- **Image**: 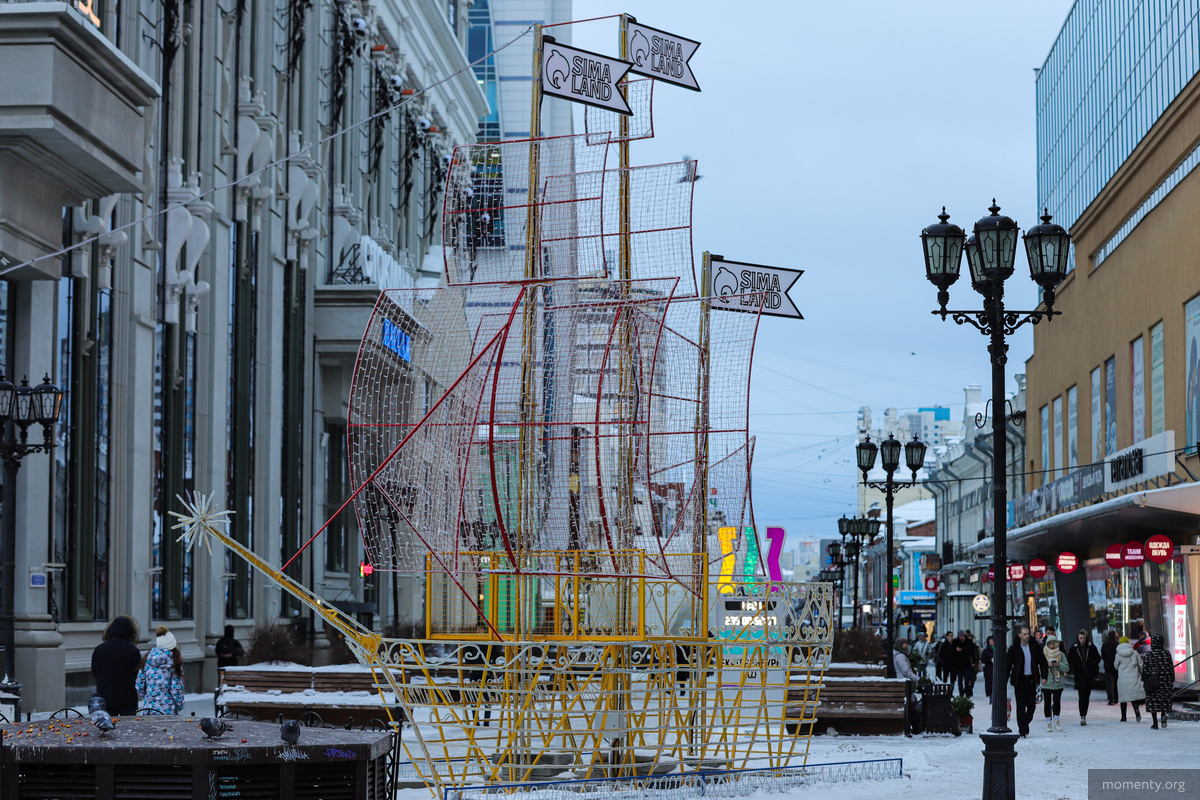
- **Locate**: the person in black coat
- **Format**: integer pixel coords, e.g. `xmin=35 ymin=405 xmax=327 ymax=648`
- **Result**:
xmin=1067 ymin=628 xmax=1102 ymax=725
xmin=1007 ymin=625 xmax=1049 ymax=737
xmin=936 ymin=631 xmax=957 ymax=683
xmin=214 ymin=625 xmax=245 ymax=671
xmin=1101 ymin=630 xmax=1119 ymax=705
xmin=90 ymin=615 xmax=142 ymax=716
xmin=981 ymin=636 xmax=996 ymax=702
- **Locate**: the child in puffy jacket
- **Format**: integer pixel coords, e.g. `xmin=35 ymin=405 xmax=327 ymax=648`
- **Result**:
xmin=135 ymin=625 xmax=185 ymax=715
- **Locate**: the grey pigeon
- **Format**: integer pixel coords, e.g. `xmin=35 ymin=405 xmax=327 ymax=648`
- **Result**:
xmin=88 ymin=692 xmax=115 ymax=734
xmin=199 ymin=717 xmax=231 ymax=739
xmin=280 ymin=718 xmax=301 ymax=745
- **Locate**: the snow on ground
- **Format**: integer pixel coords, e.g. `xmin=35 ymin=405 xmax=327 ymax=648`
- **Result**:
xmin=394 ymin=693 xmax=1193 ymax=800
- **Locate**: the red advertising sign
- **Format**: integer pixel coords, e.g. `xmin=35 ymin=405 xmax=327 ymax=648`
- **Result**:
xmin=1008 ymin=562 xmax=1026 ymax=582
xmin=1056 ymin=552 xmax=1078 ymax=573
xmin=1145 ymin=535 xmax=1174 ymax=564
xmin=1105 ymin=543 xmax=1124 ymax=569
xmin=1027 ymin=558 xmax=1049 ymax=578
xmin=1122 ymin=541 xmax=1146 ymax=568
xmin=986 ymin=566 xmax=993 ymax=582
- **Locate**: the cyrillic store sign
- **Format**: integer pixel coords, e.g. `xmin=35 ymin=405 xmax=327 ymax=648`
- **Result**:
xmin=1104 ymin=430 xmax=1174 ymax=493
xmin=1011 ymin=430 xmax=1176 ymax=526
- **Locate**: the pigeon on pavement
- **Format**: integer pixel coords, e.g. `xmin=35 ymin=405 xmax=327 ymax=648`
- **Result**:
xmin=280 ymin=718 xmax=301 ymax=745
xmin=88 ymin=693 xmax=115 ymax=734
xmin=199 ymin=717 xmax=232 ymax=739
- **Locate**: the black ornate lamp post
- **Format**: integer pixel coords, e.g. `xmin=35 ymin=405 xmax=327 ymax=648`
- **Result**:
xmin=836 ymin=515 xmax=851 ymax=629
xmin=920 ymin=203 xmax=1070 ymax=800
xmin=0 ymin=374 xmax=64 ymax=716
xmin=845 ymin=516 xmax=879 ymax=630
xmin=857 ymin=433 xmax=927 ymax=677
xmin=826 ymin=540 xmax=844 ymax=631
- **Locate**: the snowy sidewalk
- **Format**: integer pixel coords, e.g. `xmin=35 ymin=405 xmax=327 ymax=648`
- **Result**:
xmin=800 ymin=691 xmax=1192 ymax=800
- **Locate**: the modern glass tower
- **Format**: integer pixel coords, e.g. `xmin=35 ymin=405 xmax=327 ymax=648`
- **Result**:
xmin=1036 ymin=0 xmax=1200 ymax=262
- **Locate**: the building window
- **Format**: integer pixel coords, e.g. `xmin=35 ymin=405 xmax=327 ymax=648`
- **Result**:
xmin=324 ymin=422 xmax=350 ymax=573
xmin=226 ymin=225 xmax=257 ymax=619
xmin=1150 ymin=322 xmax=1164 ymax=436
xmin=1131 ymin=335 xmax=1145 ymax=444
xmin=52 ymin=218 xmax=115 ymax=623
xmin=1185 ymin=296 xmax=1200 ymax=452
xmin=1091 ymin=366 xmax=1102 ymax=460
xmin=1105 ymin=357 xmax=1116 ymax=455
xmin=447 ymin=0 xmax=458 ymax=34
xmin=1052 ymin=396 xmax=1063 ymax=479
xmin=1041 ymin=405 xmax=1050 ymax=486
xmin=1067 ymin=385 xmax=1077 ymax=470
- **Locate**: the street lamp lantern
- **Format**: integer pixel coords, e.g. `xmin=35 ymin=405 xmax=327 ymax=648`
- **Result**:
xmin=856 ymin=435 xmax=878 ymax=477
xmin=878 ymin=433 xmax=902 ymax=474
xmin=920 ymin=208 xmax=966 ymax=309
xmin=32 ymin=375 xmax=63 ymax=428
xmin=1023 ymin=209 xmax=1071 ymax=305
xmin=0 ymin=376 xmax=12 ymax=420
xmin=904 ymin=434 xmax=927 ymax=479
xmin=12 ymin=378 xmax=35 ymax=426
xmin=837 ymin=514 xmax=851 ymax=538
xmin=827 ymin=541 xmax=842 ymax=560
xmin=965 ymin=233 xmax=988 ymax=294
xmin=972 ymin=201 xmax=1018 ymax=282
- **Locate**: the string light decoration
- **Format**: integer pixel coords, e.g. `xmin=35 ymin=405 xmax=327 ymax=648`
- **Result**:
xmin=184 ymin=60 xmax=833 ymax=793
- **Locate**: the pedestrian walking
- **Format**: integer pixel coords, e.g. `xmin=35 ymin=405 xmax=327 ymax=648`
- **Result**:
xmin=912 ymin=632 xmax=932 ymax=675
xmin=893 ymin=638 xmax=920 ymax=682
xmin=1042 ymin=634 xmax=1066 ymax=731
xmin=1101 ymin=630 xmax=1119 ymax=705
xmin=136 ymin=625 xmax=185 ymax=715
xmin=953 ymin=630 xmax=973 ymax=696
xmin=1066 ymin=628 xmax=1101 ymax=725
xmin=965 ymin=632 xmax=981 ymax=696
xmin=90 ymin=615 xmax=142 ymax=716
xmin=981 ymin=635 xmax=995 ymax=702
xmin=1114 ymin=635 xmax=1145 ymax=722
xmin=1142 ymin=633 xmax=1174 ymax=729
xmin=936 ymin=631 xmax=956 ymax=683
xmin=1007 ymin=625 xmax=1048 ymax=738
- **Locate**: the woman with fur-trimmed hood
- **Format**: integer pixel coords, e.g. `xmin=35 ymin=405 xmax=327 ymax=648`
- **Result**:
xmin=1143 ymin=633 xmax=1175 ymax=729
xmin=90 ymin=615 xmax=142 ymax=716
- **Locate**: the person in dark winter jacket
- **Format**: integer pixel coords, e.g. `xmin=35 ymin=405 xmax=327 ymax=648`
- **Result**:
xmin=981 ymin=636 xmax=996 ymax=702
xmin=90 ymin=615 xmax=142 ymax=716
xmin=1067 ymin=628 xmax=1101 ymax=725
xmin=1007 ymin=625 xmax=1048 ymax=738
xmin=1101 ymin=630 xmax=1119 ymax=705
xmin=135 ymin=625 xmax=185 ymax=715
xmin=214 ymin=625 xmax=245 ymax=670
xmin=935 ymin=632 xmax=956 ymax=682
xmin=1142 ymin=633 xmax=1175 ymax=729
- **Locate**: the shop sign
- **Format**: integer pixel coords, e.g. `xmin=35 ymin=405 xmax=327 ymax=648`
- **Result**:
xmin=972 ymin=594 xmax=990 ymax=613
xmin=1104 ymin=430 xmax=1175 ymax=493
xmin=898 ymin=590 xmax=937 ymax=606
xmin=1122 ymin=541 xmax=1146 ymax=568
xmin=1027 ymin=558 xmax=1049 ymax=578
xmin=1056 ymin=552 xmax=1078 ymax=573
xmin=1174 ymin=595 xmax=1189 ymax=666
xmin=1008 ymin=562 xmax=1025 ymax=581
xmin=923 ymin=575 xmax=939 ymax=592
xmin=1012 ymin=463 xmax=1104 ymax=527
xmin=1105 ymin=543 xmax=1124 ymax=569
xmin=1145 ymin=535 xmax=1174 ymax=564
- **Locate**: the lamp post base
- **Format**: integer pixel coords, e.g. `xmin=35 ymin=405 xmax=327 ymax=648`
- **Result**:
xmin=979 ymin=730 xmax=1019 ymax=800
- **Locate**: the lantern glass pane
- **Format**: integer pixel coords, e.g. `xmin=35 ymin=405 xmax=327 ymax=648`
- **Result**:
xmin=880 ymin=438 xmax=901 ymax=472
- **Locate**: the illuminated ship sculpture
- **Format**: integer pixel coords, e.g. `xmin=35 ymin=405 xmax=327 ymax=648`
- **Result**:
xmin=175 ymin=54 xmax=833 ymax=795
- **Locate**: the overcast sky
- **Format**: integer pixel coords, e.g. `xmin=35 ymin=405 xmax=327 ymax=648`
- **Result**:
xmin=562 ymin=0 xmax=1077 ymax=545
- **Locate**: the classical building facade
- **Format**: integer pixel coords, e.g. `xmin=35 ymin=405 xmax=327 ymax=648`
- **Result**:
xmin=1019 ymin=0 xmax=1200 ymax=683
xmin=0 ymin=0 xmax=509 ymax=711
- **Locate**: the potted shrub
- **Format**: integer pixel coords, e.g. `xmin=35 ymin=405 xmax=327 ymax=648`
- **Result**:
xmin=950 ymin=695 xmax=974 ymax=733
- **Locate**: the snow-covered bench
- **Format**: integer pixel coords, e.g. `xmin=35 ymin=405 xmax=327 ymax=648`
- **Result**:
xmin=784 ymin=663 xmax=906 ymax=736
xmin=217 ymin=664 xmax=405 ymax=728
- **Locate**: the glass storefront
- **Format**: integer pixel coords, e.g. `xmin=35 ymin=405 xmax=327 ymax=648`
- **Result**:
xmin=1084 ymin=560 xmax=1144 ymax=641
xmin=1157 ymin=555 xmax=1197 ymax=685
